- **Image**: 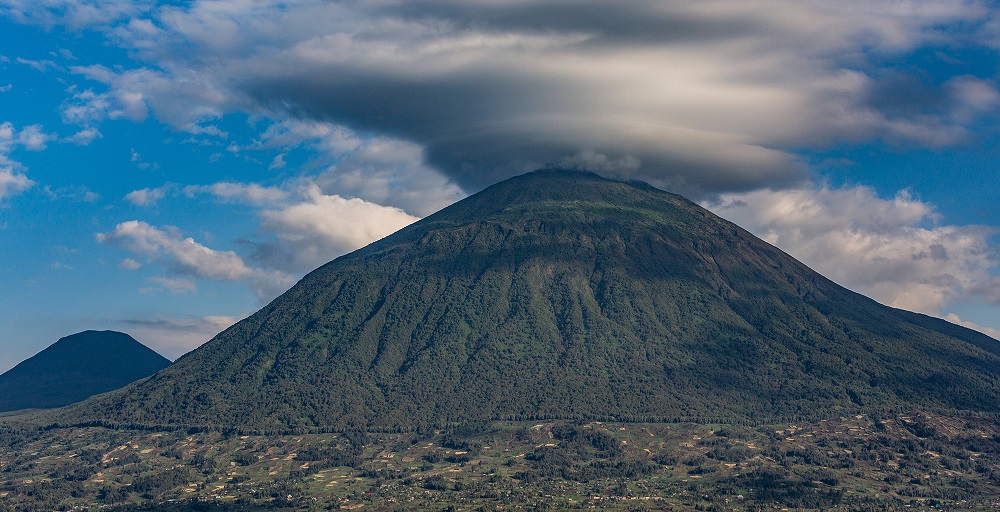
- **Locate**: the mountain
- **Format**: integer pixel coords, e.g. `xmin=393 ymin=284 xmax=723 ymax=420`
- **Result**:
xmin=66 ymin=170 xmax=1000 ymax=431
xmin=0 ymin=330 xmax=170 ymax=413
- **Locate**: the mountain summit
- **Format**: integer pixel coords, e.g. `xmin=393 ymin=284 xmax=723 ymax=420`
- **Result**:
xmin=0 ymin=330 xmax=169 ymax=413
xmin=70 ymin=170 xmax=1000 ymax=430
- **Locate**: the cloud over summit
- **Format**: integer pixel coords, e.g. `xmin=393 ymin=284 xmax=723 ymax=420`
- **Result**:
xmin=41 ymin=0 xmax=999 ymax=196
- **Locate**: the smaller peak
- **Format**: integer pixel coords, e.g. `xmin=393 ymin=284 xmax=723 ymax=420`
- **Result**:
xmin=73 ymin=329 xmax=124 ymax=337
xmin=0 ymin=330 xmax=169 ymax=412
xmin=56 ymin=330 xmax=135 ymax=345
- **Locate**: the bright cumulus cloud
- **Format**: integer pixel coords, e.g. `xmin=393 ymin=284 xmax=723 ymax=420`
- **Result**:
xmin=184 ymin=182 xmax=288 ymax=206
xmin=0 ymin=167 xmax=34 ymax=199
xmin=257 ymin=185 xmax=420 ymax=271
xmin=124 ymin=186 xmax=169 ymax=206
xmin=66 ymin=127 xmax=102 ymax=145
xmin=0 ymin=121 xmax=38 ymax=199
xmin=96 ymin=220 xmax=298 ymax=300
xmin=709 ymin=186 xmax=1000 ymax=315
xmin=97 ymin=220 xmax=253 ymax=280
xmin=98 ymin=186 xmax=421 ymax=299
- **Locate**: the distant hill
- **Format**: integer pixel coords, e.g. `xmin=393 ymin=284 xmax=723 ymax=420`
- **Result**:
xmin=0 ymin=330 xmax=170 ymax=412
xmin=67 ymin=170 xmax=1000 ymax=431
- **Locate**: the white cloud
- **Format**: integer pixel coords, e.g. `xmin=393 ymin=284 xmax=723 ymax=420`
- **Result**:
xmin=15 ymin=124 xmax=53 ymax=150
xmin=97 ymin=220 xmax=253 ymax=280
xmin=0 ymin=122 xmax=12 ymax=152
xmin=709 ymin=185 xmax=999 ymax=315
xmin=0 ymin=121 xmax=37 ymax=200
xmin=127 ymin=148 xmax=156 ymax=170
xmin=70 ymin=66 xmax=149 ymax=122
xmin=127 ymin=181 xmax=290 ymax=207
xmin=945 ymin=75 xmax=1000 ymax=123
xmin=0 ymin=167 xmax=34 ymax=200
xmin=66 ymin=127 xmax=102 ymax=145
xmin=69 ymin=64 xmax=231 ymax=134
xmin=313 ymin=136 xmax=467 ymax=217
xmin=15 ymin=57 xmax=58 ymax=72
xmin=43 ymin=184 xmax=101 ymax=202
xmin=257 ymin=119 xmax=363 ymax=155
xmin=248 ymin=119 xmax=465 ymax=215
xmin=119 ymin=258 xmax=142 ymax=270
xmin=0 ymin=84 xmax=11 ymax=93
xmin=124 ymin=185 xmax=170 ymax=206
xmin=146 ymin=276 xmax=196 ymax=294
xmin=97 ymin=219 xmax=296 ymax=301
xmin=268 ymin=152 xmax=286 ymax=170
xmin=114 ymin=173 xmax=431 ymax=286
xmin=256 ymin=185 xmax=420 ymax=271
xmin=944 ymin=313 xmax=1000 ymax=340
xmin=0 ymin=0 xmax=152 ymax=30
xmin=184 ymin=182 xmax=289 ymax=206
xmin=61 ymin=88 xmax=116 ymax=125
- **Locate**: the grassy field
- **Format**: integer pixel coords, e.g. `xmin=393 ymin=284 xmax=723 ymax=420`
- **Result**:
xmin=3 ymin=411 xmax=1000 ymax=510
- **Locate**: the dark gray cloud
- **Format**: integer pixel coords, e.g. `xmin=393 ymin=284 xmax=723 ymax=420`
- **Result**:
xmin=394 ymin=0 xmax=764 ymax=46
xmin=29 ymin=0 xmax=1000 ymax=198
xmin=246 ymin=68 xmax=805 ymax=193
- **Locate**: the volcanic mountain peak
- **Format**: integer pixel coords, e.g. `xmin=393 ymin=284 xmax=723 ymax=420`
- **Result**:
xmin=65 ymin=170 xmax=999 ymax=431
xmin=415 ymin=169 xmax=692 ymax=226
xmin=0 ymin=330 xmax=170 ymax=413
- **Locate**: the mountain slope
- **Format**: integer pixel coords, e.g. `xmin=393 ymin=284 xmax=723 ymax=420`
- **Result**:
xmin=68 ymin=170 xmax=1000 ymax=431
xmin=0 ymin=330 xmax=170 ymax=412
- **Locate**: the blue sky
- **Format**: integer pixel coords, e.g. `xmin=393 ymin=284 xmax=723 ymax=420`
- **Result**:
xmin=1 ymin=0 xmax=998 ymax=370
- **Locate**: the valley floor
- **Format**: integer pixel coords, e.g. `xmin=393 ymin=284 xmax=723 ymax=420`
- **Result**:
xmin=2 ymin=412 xmax=1000 ymax=510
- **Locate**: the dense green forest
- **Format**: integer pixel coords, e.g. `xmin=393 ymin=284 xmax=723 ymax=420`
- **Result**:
xmin=47 ymin=170 xmax=1000 ymax=432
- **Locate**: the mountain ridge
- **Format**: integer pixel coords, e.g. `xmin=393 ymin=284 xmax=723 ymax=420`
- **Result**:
xmin=0 ymin=330 xmax=170 ymax=413
xmin=62 ymin=170 xmax=1000 ymax=431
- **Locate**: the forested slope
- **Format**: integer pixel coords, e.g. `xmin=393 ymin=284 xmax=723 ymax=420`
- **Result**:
xmin=62 ymin=170 xmax=1000 ymax=431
